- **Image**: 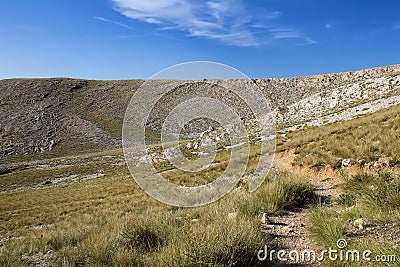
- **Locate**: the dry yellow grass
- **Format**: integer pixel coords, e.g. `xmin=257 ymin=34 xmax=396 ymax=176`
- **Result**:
xmin=0 ymin=144 xmax=315 ymax=266
xmin=1 ymin=103 xmax=399 ymax=266
xmin=277 ymin=104 xmax=400 ymax=169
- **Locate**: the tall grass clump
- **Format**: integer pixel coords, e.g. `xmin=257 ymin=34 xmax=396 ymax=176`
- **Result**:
xmin=236 ymin=171 xmax=316 ymax=217
xmin=180 ymin=216 xmax=270 ymax=267
xmin=121 ymin=212 xmax=175 ymax=253
xmin=335 ymin=172 xmax=400 ymax=223
xmin=308 ymin=207 xmax=347 ymax=247
xmin=308 ymin=171 xmax=400 ymax=267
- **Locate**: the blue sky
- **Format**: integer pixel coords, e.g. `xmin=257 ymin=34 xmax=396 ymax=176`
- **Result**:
xmin=1 ymin=0 xmax=400 ymax=79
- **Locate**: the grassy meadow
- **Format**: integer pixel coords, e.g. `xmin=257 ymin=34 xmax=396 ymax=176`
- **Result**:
xmin=0 ymin=104 xmax=399 ymax=266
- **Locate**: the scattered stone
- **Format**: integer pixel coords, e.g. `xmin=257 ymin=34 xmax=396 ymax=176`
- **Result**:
xmin=378 ymin=156 xmax=392 ymax=166
xmin=341 ymin=158 xmax=351 ymax=167
xmin=260 ymin=213 xmax=270 ymax=225
xmin=48 ymin=140 xmax=55 ymax=151
xmin=349 ymin=218 xmax=367 ymax=230
xmin=371 ymin=156 xmax=393 ymax=169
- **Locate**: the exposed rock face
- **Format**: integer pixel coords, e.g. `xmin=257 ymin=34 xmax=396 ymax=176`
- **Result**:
xmin=271 ymin=69 xmax=400 ymax=125
xmin=1 ymin=64 xmax=399 ymax=160
xmin=255 ymin=64 xmax=400 ymax=110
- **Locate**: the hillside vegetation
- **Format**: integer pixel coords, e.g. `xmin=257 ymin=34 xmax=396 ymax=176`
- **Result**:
xmin=1 ymin=65 xmax=400 ymax=266
xmin=277 ymin=104 xmax=400 ymax=169
xmin=0 ymin=147 xmax=315 ymax=266
xmin=0 ymin=103 xmax=399 ymax=266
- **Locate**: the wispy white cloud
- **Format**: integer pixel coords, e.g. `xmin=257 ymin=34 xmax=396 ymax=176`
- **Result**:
xmin=269 ymin=28 xmax=317 ymax=44
xmin=94 ymin=16 xmax=134 ymax=30
xmin=111 ymin=0 xmax=315 ymax=46
xmin=111 ymin=0 xmax=260 ymax=46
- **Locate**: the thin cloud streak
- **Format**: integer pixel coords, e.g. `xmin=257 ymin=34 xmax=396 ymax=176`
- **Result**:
xmin=94 ymin=16 xmax=134 ymax=30
xmin=269 ymin=28 xmax=317 ymax=44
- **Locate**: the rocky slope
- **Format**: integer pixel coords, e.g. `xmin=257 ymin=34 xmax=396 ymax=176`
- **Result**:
xmin=1 ymin=64 xmax=399 ymax=162
xmin=0 ymin=79 xmax=142 ymax=162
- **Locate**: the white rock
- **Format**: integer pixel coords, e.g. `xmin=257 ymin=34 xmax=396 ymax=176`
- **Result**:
xmin=342 ymin=158 xmax=351 ymax=167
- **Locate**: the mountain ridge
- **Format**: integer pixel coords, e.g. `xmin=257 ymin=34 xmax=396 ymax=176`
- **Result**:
xmin=1 ymin=64 xmax=399 ymax=162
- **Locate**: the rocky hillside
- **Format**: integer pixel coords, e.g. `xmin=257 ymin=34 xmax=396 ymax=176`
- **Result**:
xmin=0 ymin=79 xmax=142 ymax=162
xmin=1 ymin=64 xmax=399 ymax=162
